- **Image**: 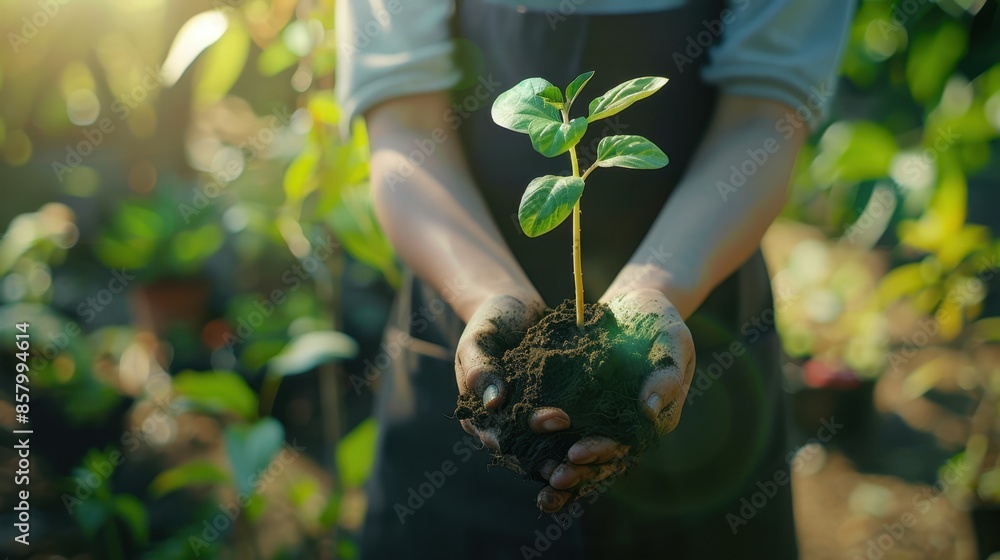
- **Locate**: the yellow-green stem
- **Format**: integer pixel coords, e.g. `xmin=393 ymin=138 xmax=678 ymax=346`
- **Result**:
xmin=569 ymin=145 xmax=584 ymax=328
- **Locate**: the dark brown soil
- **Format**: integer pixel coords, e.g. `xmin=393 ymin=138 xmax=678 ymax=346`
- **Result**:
xmin=455 ymin=299 xmax=662 ymax=483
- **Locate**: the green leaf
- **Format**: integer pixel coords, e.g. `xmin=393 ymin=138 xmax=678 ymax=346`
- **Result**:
xmin=336 ymin=417 xmax=378 ymax=488
xmin=596 ymin=135 xmax=669 ymax=169
xmin=565 ymin=71 xmax=594 ymax=107
xmin=172 ymin=370 xmax=258 ymax=422
xmin=257 ymin=40 xmax=299 ymax=77
xmin=224 ymin=417 xmax=285 ymax=496
xmin=536 ymin=85 xmax=564 ymax=110
xmin=74 ymin=499 xmax=110 ymax=538
xmin=149 ymin=460 xmax=231 ymax=498
xmin=905 ymin=21 xmax=967 ymax=104
xmin=308 ymin=92 xmax=341 ymax=125
xmin=322 ymin=182 xmax=400 ymax=288
xmin=114 ymin=494 xmax=149 ymax=544
xmin=528 ymin=117 xmax=588 ymax=158
xmin=491 ymin=78 xmax=561 ymax=134
xmin=518 ymin=175 xmax=586 ymax=237
xmin=269 ymin=330 xmax=358 ymax=376
xmin=284 ymin=146 xmax=320 ymax=203
xmin=194 ymin=22 xmax=250 ymax=106
xmin=588 ymin=77 xmax=668 ymax=122
xmin=318 ymin=490 xmax=343 ymax=529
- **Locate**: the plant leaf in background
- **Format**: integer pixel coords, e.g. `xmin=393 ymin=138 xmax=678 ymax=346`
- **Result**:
xmin=172 ymin=370 xmax=258 ymax=422
xmin=587 ymin=77 xmax=668 ymax=122
xmin=115 ymin=494 xmax=149 ymax=544
xmin=284 ymin=145 xmax=321 ymax=203
xmin=336 ymin=417 xmax=378 ymax=488
xmin=906 ymin=20 xmax=967 ymax=104
xmin=73 ymin=498 xmax=110 ymax=539
xmin=517 ymin=175 xmax=585 ymax=237
xmin=269 ymin=330 xmax=358 ymax=376
xmin=149 ymin=460 xmax=231 ymax=498
xmin=325 ymin=182 xmax=401 ymax=288
xmin=811 ymin=121 xmax=899 ymax=185
xmin=596 ymin=135 xmax=669 ymax=169
xmin=194 ymin=21 xmax=251 ymax=106
xmin=160 ymin=10 xmax=229 ymax=87
xmin=224 ymin=417 xmax=286 ymax=496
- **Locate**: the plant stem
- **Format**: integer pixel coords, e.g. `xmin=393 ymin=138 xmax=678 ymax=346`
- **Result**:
xmin=569 ymin=146 xmax=585 ymax=328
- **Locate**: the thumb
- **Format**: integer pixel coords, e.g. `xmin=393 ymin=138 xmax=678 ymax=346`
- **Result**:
xmin=639 ymin=367 xmax=684 ymax=423
xmin=456 ymin=340 xmax=506 ymax=411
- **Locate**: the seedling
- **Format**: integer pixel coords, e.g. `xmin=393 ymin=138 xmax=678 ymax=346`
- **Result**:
xmin=491 ymin=72 xmax=669 ymax=327
xmin=455 ymin=72 xmax=673 ymax=491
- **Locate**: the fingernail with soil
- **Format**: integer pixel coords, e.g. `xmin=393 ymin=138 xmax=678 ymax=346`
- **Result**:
xmin=645 ymin=393 xmax=663 ymax=415
xmin=483 ymin=384 xmax=499 ymax=408
xmin=538 ymin=492 xmax=558 ymax=512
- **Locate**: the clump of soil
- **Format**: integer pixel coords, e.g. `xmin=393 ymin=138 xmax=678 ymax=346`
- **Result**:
xmin=455 ymin=299 xmax=664 ymax=483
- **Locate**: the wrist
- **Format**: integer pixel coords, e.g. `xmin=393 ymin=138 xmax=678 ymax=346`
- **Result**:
xmin=454 ymin=280 xmax=544 ymax=323
xmin=602 ymin=263 xmax=700 ymax=318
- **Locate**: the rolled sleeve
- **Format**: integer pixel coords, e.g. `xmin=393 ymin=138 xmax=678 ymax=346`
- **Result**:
xmin=701 ymin=0 xmax=855 ymax=130
xmin=335 ymin=0 xmax=461 ymax=136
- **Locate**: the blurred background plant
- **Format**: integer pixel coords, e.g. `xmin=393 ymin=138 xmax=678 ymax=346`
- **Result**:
xmin=0 ymin=0 xmax=998 ymax=558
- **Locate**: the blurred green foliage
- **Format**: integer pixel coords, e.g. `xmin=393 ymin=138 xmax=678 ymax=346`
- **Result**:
xmin=0 ymin=0 xmax=998 ymax=557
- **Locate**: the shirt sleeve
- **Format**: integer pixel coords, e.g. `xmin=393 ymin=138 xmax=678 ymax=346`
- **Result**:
xmin=335 ymin=0 xmax=461 ymax=136
xmin=701 ymin=0 xmax=855 ymax=130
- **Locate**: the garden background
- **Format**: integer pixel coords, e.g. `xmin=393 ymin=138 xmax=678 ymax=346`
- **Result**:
xmin=1 ymin=0 xmax=1000 ymax=558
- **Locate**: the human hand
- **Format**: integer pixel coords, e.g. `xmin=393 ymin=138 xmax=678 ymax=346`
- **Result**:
xmin=455 ymin=294 xmax=573 ymax=450
xmin=536 ymin=288 xmax=696 ymax=512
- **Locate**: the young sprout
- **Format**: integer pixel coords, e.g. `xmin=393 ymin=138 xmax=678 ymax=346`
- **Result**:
xmin=491 ymin=72 xmax=670 ymax=327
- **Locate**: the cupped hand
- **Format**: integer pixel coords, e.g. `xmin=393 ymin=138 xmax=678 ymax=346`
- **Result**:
xmin=455 ymin=294 xmax=572 ymax=451
xmin=536 ymin=288 xmax=696 ymax=513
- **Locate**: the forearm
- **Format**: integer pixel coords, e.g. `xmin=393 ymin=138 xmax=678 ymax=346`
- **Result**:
xmin=603 ymin=96 xmax=808 ymax=318
xmin=366 ymin=92 xmax=540 ymax=322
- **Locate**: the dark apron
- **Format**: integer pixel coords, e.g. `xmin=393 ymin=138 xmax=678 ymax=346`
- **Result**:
xmin=358 ymin=1 xmax=798 ymax=558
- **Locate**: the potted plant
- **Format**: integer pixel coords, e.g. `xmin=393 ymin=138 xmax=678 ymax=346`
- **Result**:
xmin=456 ymin=72 xmax=674 ymax=479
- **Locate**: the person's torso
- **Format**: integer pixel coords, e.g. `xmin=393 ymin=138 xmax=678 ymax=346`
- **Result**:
xmin=452 ymin=0 xmax=724 ymax=305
